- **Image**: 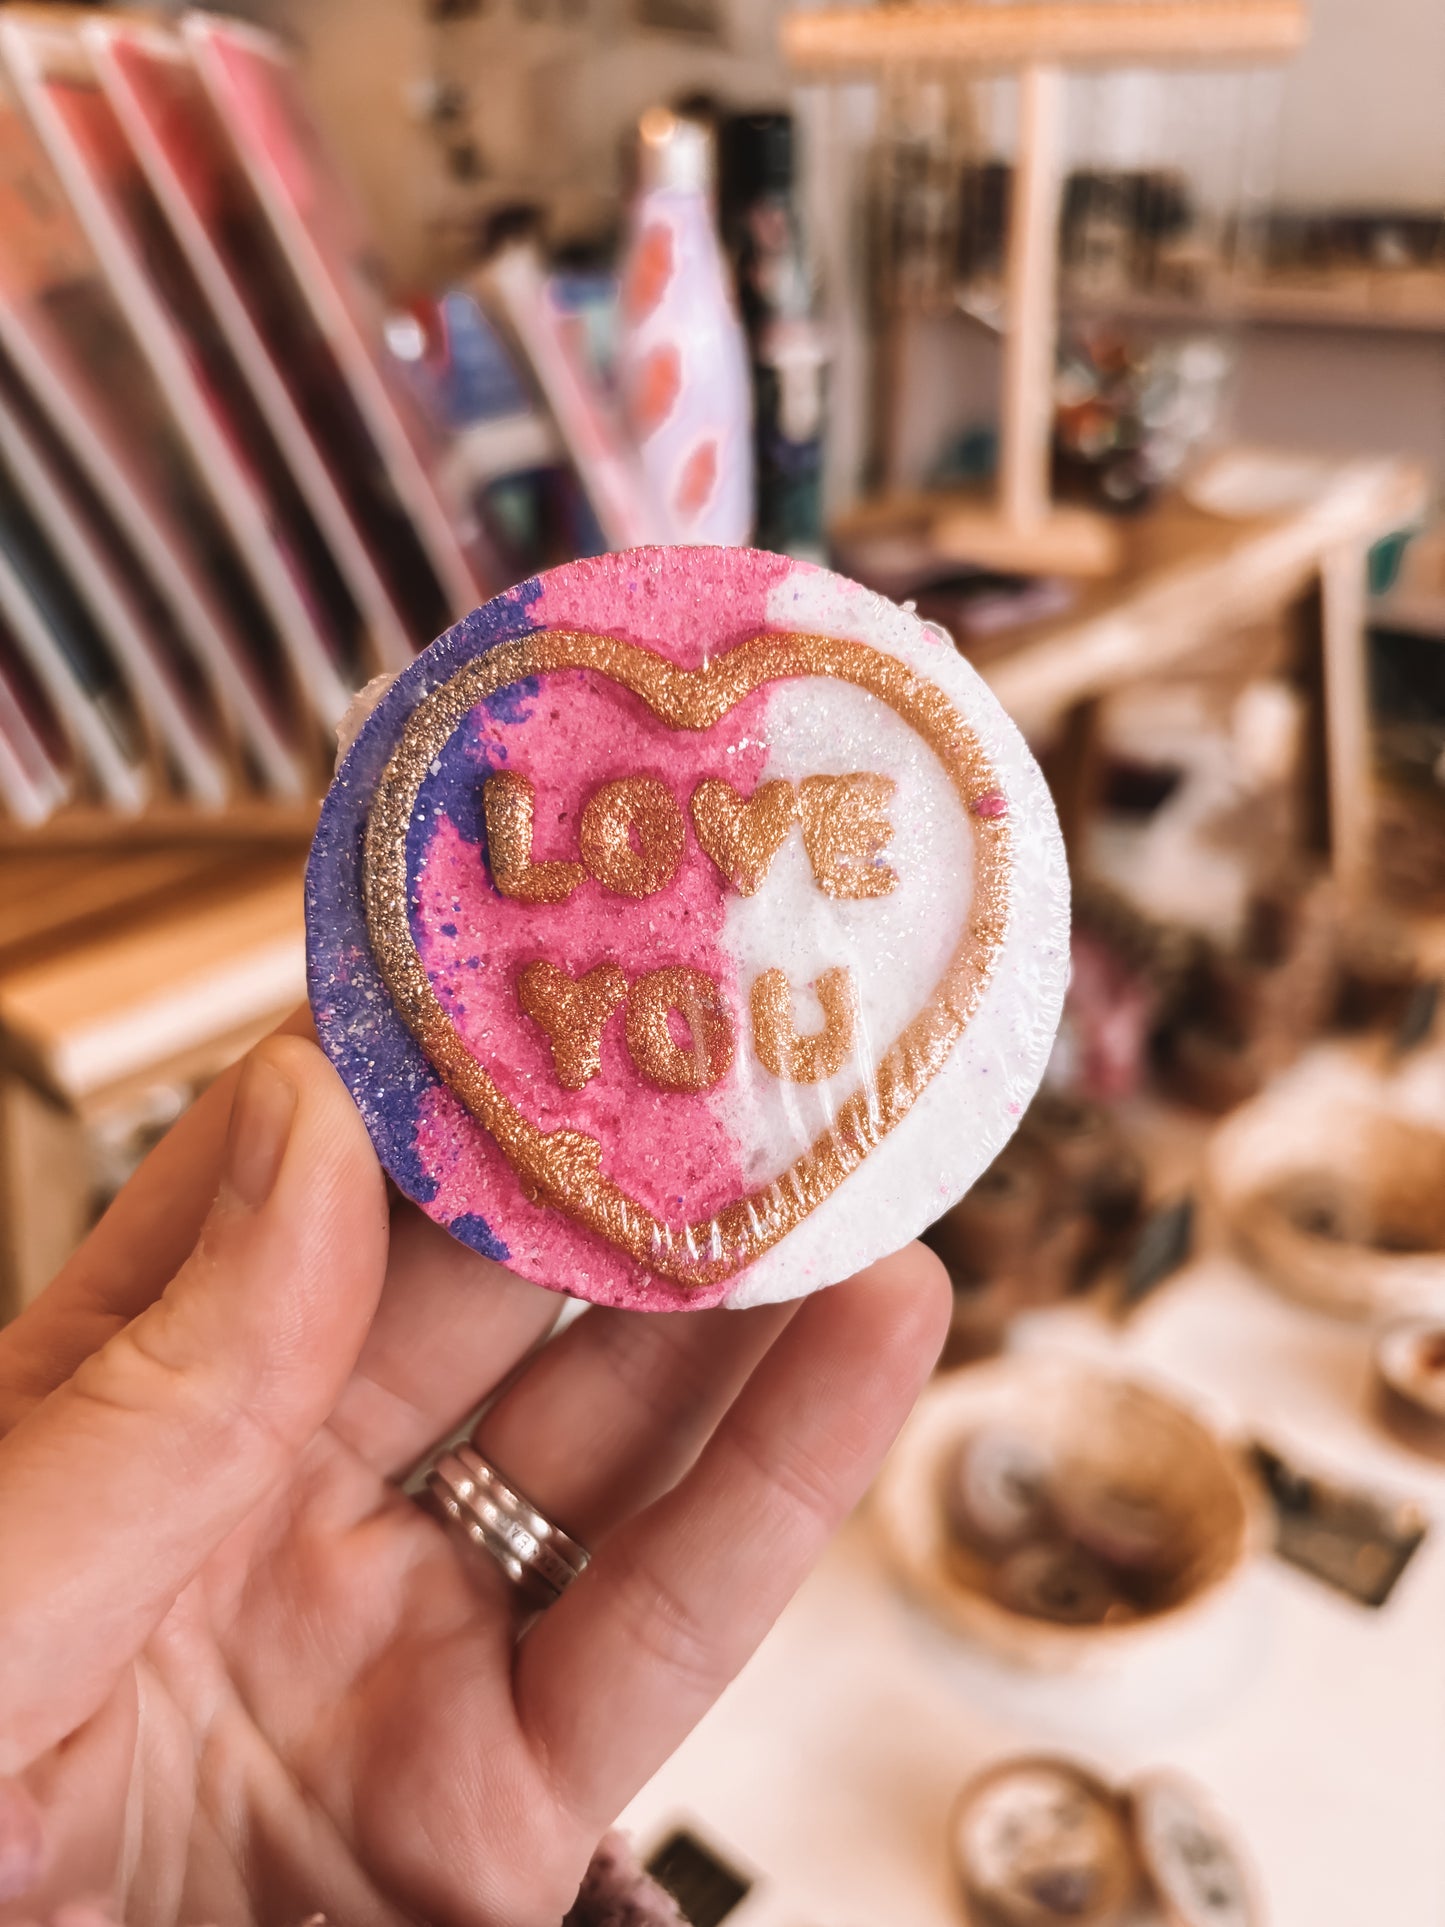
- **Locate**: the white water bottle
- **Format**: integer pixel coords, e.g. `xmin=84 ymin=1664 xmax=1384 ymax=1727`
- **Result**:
xmin=616 ymin=108 xmax=753 ymax=547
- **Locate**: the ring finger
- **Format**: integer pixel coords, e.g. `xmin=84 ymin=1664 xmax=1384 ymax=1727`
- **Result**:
xmin=432 ymin=1295 xmax=797 ymax=1604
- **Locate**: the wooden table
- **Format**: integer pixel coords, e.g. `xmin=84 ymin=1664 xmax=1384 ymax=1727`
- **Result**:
xmin=836 ymin=452 xmax=1430 ymax=900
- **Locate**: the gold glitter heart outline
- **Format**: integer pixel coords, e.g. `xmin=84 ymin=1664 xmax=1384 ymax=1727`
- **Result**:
xmin=364 ymin=628 xmax=1010 ymax=1290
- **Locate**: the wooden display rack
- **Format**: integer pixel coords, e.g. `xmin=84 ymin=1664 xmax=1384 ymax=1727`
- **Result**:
xmin=785 ymin=0 xmax=1310 ymax=578
xmin=0 ymin=847 xmax=306 ymax=1316
xmin=834 ymin=451 xmax=1428 ymax=901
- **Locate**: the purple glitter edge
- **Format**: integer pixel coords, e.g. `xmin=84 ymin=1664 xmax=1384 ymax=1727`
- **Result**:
xmin=304 ymin=578 xmax=547 ymax=1262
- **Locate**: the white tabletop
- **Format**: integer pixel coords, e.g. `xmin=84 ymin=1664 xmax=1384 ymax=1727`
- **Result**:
xmin=622 ymin=1255 xmax=1445 ymax=1926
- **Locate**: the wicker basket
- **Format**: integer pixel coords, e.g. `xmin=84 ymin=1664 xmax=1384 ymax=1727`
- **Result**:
xmin=874 ymin=1355 xmax=1260 ymax=1672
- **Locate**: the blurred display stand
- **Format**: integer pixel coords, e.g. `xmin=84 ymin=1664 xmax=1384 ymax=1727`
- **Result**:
xmin=783 ymin=0 xmax=1440 ymax=951
xmin=0 ymin=844 xmax=303 ymax=1317
xmin=835 ymin=449 xmax=1428 ymax=908
xmin=0 ymin=9 xmax=504 ymax=1311
xmin=786 ymin=0 xmax=1308 ymax=578
xmin=0 ymin=8 xmax=493 ymax=844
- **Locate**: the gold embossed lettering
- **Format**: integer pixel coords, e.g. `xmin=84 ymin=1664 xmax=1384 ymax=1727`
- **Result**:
xmin=625 ymin=966 xmax=735 ymax=1093
xmin=580 ymin=776 xmax=686 ymax=898
xmin=363 ymin=627 xmax=1011 ymax=1290
xmin=799 ymin=773 xmax=898 ymax=899
xmin=483 ymin=772 xmax=585 ymax=904
xmin=691 ymin=777 xmax=799 ymax=895
xmin=751 ymin=966 xmax=858 ymax=1083
xmin=517 ymin=959 xmax=628 ymax=1090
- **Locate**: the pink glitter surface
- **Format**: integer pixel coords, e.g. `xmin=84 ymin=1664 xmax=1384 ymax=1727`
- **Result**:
xmin=531 ymin=544 xmax=794 ymax=664
xmin=410 ymin=546 xmax=793 ymax=1310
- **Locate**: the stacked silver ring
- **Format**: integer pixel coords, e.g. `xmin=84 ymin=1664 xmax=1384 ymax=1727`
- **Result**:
xmin=426 ymin=1444 xmax=590 ymax=1607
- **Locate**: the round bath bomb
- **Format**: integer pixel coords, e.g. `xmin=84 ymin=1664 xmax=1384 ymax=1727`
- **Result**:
xmin=306 ymin=546 xmax=1068 ymax=1311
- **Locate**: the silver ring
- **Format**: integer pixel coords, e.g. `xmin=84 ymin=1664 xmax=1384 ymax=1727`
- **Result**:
xmin=426 ymin=1444 xmax=590 ymax=1607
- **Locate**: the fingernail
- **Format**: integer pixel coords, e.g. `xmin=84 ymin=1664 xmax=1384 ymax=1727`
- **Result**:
xmin=221 ymin=1051 xmax=297 ymax=1212
xmin=0 ymin=1776 xmax=43 ymax=1901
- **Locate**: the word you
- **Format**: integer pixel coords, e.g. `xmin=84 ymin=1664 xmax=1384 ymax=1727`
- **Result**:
xmin=519 ymin=958 xmax=858 ymax=1095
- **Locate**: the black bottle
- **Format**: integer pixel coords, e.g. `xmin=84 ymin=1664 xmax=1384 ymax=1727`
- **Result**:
xmin=719 ymin=111 xmax=827 ymax=560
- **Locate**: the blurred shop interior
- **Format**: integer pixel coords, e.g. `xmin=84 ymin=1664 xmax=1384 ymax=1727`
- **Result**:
xmin=2 ymin=0 xmax=1445 ymax=1921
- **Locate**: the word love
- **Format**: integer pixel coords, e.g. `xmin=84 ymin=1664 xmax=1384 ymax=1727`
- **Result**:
xmin=519 ymin=958 xmax=859 ymax=1095
xmin=483 ymin=769 xmax=898 ymax=903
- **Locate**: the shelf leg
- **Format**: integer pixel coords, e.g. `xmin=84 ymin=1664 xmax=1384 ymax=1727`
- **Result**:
xmin=999 ymin=60 xmax=1065 ymax=536
xmin=1319 ymin=539 xmax=1373 ymax=901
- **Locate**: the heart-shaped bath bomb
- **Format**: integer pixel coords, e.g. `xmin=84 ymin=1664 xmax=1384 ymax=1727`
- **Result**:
xmin=307 ymin=547 xmax=1069 ymax=1311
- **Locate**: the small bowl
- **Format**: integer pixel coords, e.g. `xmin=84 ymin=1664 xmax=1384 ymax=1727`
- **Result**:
xmin=951 ymin=1755 xmax=1137 ymax=1927
xmin=949 ymin=1754 xmax=1260 ymax=1927
xmin=1211 ymin=1088 xmax=1445 ymax=1321
xmin=874 ymin=1356 xmax=1260 ymax=1671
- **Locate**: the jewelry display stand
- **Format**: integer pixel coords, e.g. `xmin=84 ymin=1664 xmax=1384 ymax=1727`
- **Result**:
xmin=785 ymin=0 xmax=1309 ymax=578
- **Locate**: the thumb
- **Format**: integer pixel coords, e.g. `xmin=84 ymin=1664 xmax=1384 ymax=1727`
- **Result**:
xmin=0 ymin=1035 xmax=389 ymax=1771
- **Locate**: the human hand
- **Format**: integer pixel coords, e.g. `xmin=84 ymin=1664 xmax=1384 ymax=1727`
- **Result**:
xmin=0 ymin=1022 xmax=949 ymax=1924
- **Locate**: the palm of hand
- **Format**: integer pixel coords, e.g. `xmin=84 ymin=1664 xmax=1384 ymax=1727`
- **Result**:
xmin=135 ymin=1431 xmax=559 ymax=1923
xmin=0 ymin=1029 xmax=947 ymax=1924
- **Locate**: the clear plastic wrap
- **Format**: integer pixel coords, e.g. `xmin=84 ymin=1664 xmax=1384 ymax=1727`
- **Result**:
xmin=307 ymin=546 xmax=1069 ymax=1311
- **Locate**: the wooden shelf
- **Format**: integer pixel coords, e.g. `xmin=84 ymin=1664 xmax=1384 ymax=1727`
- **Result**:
xmin=1063 ymin=271 xmax=1445 ymax=337
xmin=0 ymin=849 xmax=306 ymax=1316
xmin=836 ymin=456 xmax=1429 ymax=726
xmin=938 ymin=270 xmax=1445 ymax=340
xmin=0 ymin=797 xmax=319 ymax=854
xmin=835 ymin=452 xmax=1430 ymax=903
xmin=784 ymin=0 xmax=1307 ymax=73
